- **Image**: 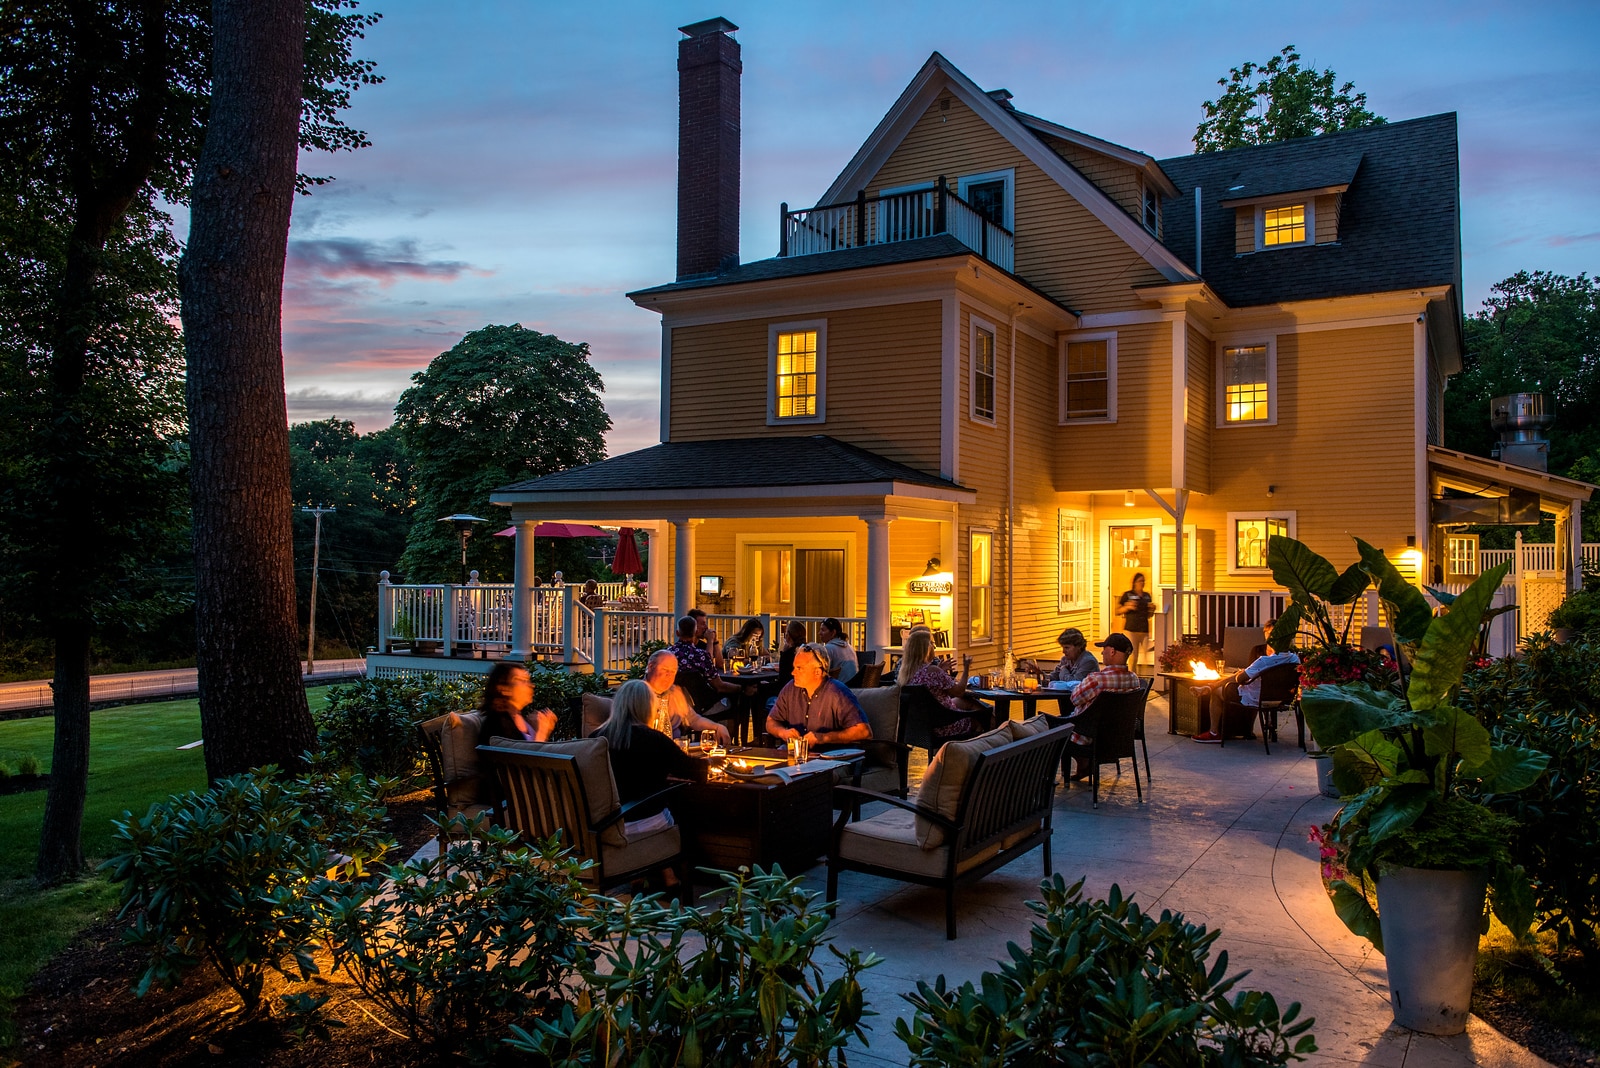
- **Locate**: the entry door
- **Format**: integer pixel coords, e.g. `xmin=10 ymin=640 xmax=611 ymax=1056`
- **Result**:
xmin=746 ymin=544 xmax=794 ymax=616
xmin=1106 ymin=524 xmax=1153 ymax=634
xmin=795 ymin=549 xmax=845 ymax=618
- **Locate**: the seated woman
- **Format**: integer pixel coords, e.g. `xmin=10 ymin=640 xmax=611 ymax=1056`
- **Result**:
xmin=579 ymin=577 xmax=606 ymax=609
xmin=478 ymin=661 xmax=557 ymax=743
xmin=896 ymin=629 xmax=991 ymax=739
xmin=1046 ymin=627 xmax=1099 ymax=683
xmin=721 ymin=617 xmax=766 ymax=660
xmin=592 ymin=679 xmax=706 ymax=804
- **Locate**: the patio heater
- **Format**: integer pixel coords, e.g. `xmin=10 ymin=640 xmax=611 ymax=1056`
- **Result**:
xmin=438 ymin=514 xmax=488 ymax=585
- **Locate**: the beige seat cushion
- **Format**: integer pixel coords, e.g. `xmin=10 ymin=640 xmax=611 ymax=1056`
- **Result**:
xmin=838 ymin=807 xmax=1000 ymax=878
xmin=600 ymin=821 xmax=682 ymax=879
xmin=851 ymin=684 xmax=898 ymax=742
xmin=914 ymin=723 xmax=1015 ymax=848
xmin=419 ymin=710 xmax=484 ymax=805
xmin=486 ymin=735 xmax=627 ymax=847
xmin=1007 ymin=715 xmax=1054 ymax=741
xmin=581 ymin=693 xmax=612 ymax=736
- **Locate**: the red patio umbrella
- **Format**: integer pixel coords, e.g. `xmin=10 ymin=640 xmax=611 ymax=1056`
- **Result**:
xmin=612 ymin=527 xmax=642 ymax=577
xmin=492 ymin=522 xmax=612 ymax=580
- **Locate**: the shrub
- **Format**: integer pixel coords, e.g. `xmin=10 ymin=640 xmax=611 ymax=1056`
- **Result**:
xmin=527 ymin=662 xmax=611 ymax=739
xmin=1459 ymin=637 xmax=1600 ymax=960
xmin=16 ymin=752 xmax=40 ymax=776
xmin=508 ymin=866 xmax=880 ymax=1067
xmin=315 ymin=673 xmax=485 ymax=787
xmin=102 ymin=766 xmax=394 ymax=1014
xmin=1547 ymin=588 xmax=1600 ymax=635
xmin=323 ymin=819 xmax=596 ymax=1060
xmin=1158 ymin=639 xmax=1222 ymax=673
xmin=896 ymin=878 xmax=1316 ymax=1067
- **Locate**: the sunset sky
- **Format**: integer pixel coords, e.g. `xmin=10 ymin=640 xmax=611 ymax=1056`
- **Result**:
xmin=268 ymin=0 xmax=1600 ymax=456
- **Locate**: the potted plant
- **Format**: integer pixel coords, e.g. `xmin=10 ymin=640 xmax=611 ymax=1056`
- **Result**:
xmin=1300 ymin=561 xmax=1549 ymax=1035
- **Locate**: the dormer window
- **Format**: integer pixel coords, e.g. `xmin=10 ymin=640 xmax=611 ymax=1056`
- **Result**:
xmin=1260 ymin=202 xmax=1310 ymax=247
xmin=1142 ymin=185 xmax=1159 ymax=234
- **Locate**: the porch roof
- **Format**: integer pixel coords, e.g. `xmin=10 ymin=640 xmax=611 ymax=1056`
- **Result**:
xmin=491 ymin=435 xmax=975 ymax=506
xmin=1427 ymin=444 xmax=1597 ymax=513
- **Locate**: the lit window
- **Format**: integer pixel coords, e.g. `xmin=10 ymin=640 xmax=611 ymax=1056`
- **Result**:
xmin=973 ymin=326 xmax=996 ymax=422
xmin=1223 ymin=345 xmax=1269 ymax=423
xmin=970 ymin=529 xmax=993 ymax=643
xmin=1234 ymin=517 xmax=1290 ymax=570
xmin=1059 ymin=511 xmax=1091 ymax=610
xmin=1064 ymin=340 xmax=1109 ymax=419
xmin=1262 ymin=204 xmax=1307 ymax=247
xmin=775 ymin=330 xmax=817 ymax=419
xmin=1446 ymin=534 xmax=1480 ymax=580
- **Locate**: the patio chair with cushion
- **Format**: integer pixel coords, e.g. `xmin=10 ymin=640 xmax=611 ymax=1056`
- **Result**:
xmin=828 ymin=716 xmax=1070 ymax=939
xmin=898 ymin=684 xmax=974 ymax=762
xmin=846 ymin=684 xmax=911 ymax=814
xmin=479 ymin=738 xmax=692 ymax=901
xmin=417 ymin=710 xmax=495 ymax=845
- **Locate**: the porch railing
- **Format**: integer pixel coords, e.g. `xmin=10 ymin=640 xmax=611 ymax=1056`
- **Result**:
xmin=780 ymin=178 xmax=1014 ymax=272
xmin=585 ymin=611 xmax=869 ymax=675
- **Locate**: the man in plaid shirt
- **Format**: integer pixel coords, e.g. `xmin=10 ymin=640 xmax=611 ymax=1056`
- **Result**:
xmin=1059 ymin=633 xmax=1144 ymax=780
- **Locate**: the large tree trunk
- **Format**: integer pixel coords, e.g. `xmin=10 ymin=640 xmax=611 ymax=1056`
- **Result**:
xmin=179 ymin=0 xmax=315 ymax=780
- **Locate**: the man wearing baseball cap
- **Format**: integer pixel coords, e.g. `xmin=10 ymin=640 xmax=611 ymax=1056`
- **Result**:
xmin=1054 ymin=632 xmax=1145 ymax=781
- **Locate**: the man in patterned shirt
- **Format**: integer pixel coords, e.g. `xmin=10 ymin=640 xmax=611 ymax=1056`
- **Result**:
xmin=667 ymin=616 xmax=741 ymax=711
xmin=1058 ymin=633 xmax=1144 ymax=781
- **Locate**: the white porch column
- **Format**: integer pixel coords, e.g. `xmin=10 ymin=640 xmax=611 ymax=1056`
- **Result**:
xmin=865 ymin=516 xmax=892 ymax=657
xmin=673 ymin=519 xmax=697 ymax=619
xmin=645 ymin=523 xmax=666 ymax=608
xmin=509 ymin=519 xmax=536 ymax=661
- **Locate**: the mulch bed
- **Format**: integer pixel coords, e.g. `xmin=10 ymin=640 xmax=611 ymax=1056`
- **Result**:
xmin=0 ymin=774 xmax=47 ymax=796
xmin=7 ymin=790 xmax=445 ymax=1068
xmin=1475 ymin=986 xmax=1600 ymax=1067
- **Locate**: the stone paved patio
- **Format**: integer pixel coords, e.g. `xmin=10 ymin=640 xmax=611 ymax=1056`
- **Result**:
xmin=799 ymin=692 xmax=1550 ymax=1067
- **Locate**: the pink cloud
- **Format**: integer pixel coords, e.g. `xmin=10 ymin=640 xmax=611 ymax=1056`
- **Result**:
xmin=287 ymin=237 xmax=483 ymax=285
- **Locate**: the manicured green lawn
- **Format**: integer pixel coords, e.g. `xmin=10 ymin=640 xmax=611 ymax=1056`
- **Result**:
xmin=0 ymin=688 xmax=334 ymax=1049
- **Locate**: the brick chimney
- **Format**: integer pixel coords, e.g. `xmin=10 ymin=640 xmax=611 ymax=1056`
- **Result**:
xmin=676 ymin=17 xmax=741 ymax=280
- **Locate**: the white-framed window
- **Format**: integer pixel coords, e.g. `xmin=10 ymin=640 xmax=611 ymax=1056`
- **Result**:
xmin=969 ymin=528 xmax=994 ymax=643
xmin=1058 ymin=510 xmax=1092 ymax=611
xmin=1256 ymin=200 xmax=1313 ymax=249
xmin=1446 ymin=534 xmax=1480 ymax=580
xmin=1141 ymin=181 xmax=1160 ymax=235
xmin=970 ymin=316 xmax=996 ymax=424
xmin=1217 ymin=338 xmax=1276 ymax=426
xmin=1059 ymin=331 xmax=1116 ymax=423
xmin=957 ymin=168 xmax=1015 ymax=231
xmin=767 ymin=319 xmax=826 ymax=425
xmin=1227 ymin=512 xmax=1297 ymax=574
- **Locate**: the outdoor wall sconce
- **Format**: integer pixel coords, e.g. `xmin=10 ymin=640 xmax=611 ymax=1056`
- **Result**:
xmin=921 ymin=557 xmax=941 ymax=576
xmin=1267 ymin=484 xmax=1276 ymax=497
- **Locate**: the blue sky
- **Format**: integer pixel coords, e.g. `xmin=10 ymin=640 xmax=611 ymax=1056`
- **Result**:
xmin=277 ymin=0 xmax=1600 ymax=455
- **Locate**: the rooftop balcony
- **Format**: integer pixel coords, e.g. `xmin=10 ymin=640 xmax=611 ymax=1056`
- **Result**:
xmin=779 ymin=177 xmax=1014 ymax=272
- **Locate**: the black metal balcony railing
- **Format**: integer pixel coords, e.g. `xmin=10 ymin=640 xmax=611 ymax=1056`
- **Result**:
xmin=780 ymin=176 xmax=1014 ymax=272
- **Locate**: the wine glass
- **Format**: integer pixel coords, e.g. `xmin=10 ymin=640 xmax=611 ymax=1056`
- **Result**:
xmin=700 ymin=729 xmax=717 ymax=754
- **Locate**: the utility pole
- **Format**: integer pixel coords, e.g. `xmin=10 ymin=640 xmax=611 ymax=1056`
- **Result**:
xmin=302 ymin=505 xmax=335 ymax=673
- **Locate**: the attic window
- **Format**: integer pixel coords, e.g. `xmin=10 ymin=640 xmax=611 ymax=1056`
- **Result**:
xmin=1141 ymin=185 xmax=1159 ymax=234
xmin=1258 ymin=202 xmax=1312 ymax=248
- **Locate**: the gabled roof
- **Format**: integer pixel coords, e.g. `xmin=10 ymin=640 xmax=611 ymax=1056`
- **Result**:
xmin=817 ymin=52 xmax=1198 ymax=285
xmin=1010 ymin=109 xmax=1180 ymax=199
xmin=628 ymin=234 xmax=971 ymax=298
xmin=493 ymin=435 xmax=971 ymax=498
xmin=1157 ymin=114 xmax=1461 ymax=312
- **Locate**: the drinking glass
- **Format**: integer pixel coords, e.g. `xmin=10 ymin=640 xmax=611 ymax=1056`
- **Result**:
xmin=700 ymin=729 xmax=717 ymax=753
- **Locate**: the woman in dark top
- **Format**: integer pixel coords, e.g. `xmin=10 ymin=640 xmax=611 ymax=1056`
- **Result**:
xmin=478 ymin=661 xmax=556 ymax=743
xmin=592 ymin=680 xmax=705 ymax=803
xmin=1115 ymin=572 xmax=1154 ymax=673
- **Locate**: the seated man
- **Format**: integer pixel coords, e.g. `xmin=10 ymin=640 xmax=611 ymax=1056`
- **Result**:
xmin=668 ymin=615 xmax=742 ymax=710
xmin=765 ymin=643 xmax=872 ymax=749
xmin=687 ymin=608 xmax=724 ymax=670
xmin=643 ymin=648 xmax=732 ymax=746
xmin=1193 ymin=620 xmax=1300 ymax=743
xmin=1056 ymin=633 xmax=1144 ymax=780
xmin=818 ymin=617 xmax=859 ymax=684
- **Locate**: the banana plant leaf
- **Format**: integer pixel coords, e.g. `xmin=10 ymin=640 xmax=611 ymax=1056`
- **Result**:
xmin=1301 ymin=682 xmax=1407 ymax=749
xmin=1269 ymin=535 xmax=1340 ymax=603
xmin=1354 ymin=538 xmax=1434 ymax=644
xmin=1406 ymin=562 xmax=1511 ymax=710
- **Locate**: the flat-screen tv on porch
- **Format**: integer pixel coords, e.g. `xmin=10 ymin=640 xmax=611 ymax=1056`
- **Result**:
xmin=699 ymin=575 xmax=722 ymax=596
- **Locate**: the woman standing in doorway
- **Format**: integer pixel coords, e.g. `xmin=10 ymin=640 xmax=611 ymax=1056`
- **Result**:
xmin=1115 ymin=572 xmax=1153 ymax=673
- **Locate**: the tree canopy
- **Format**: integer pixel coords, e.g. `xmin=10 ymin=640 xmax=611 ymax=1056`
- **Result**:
xmin=394 ymin=325 xmax=611 ymax=582
xmin=1194 ymin=45 xmax=1385 ymax=153
xmin=1443 ymin=271 xmax=1600 ymax=472
xmin=289 ymin=419 xmax=413 ymax=651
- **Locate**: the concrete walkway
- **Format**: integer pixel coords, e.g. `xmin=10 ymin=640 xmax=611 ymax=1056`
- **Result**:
xmin=804 ymin=692 xmax=1549 ymax=1067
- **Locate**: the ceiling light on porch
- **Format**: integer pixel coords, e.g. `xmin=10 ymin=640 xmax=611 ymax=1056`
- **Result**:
xmin=1124 ymin=491 xmax=1135 ymax=507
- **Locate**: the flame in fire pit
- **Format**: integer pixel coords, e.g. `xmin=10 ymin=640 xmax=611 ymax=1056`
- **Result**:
xmin=1189 ymin=660 xmax=1221 ymax=680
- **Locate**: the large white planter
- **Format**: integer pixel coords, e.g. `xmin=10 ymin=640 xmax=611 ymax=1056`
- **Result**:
xmin=1376 ymin=866 xmax=1489 ymax=1035
xmin=1311 ymin=754 xmax=1340 ymax=798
